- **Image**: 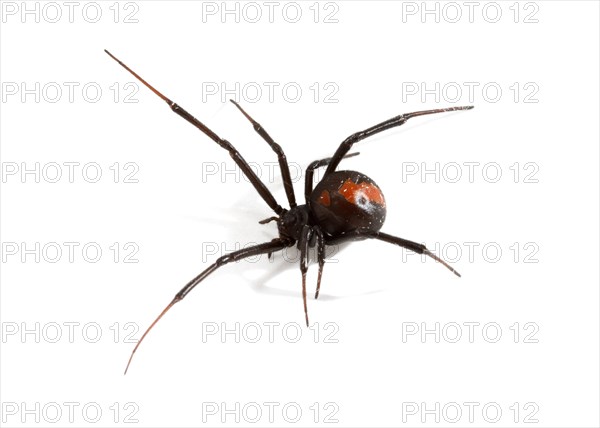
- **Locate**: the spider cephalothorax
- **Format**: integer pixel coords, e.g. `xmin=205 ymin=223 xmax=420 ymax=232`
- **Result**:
xmin=276 ymin=206 xmax=309 ymax=241
xmin=105 ymin=50 xmax=472 ymax=374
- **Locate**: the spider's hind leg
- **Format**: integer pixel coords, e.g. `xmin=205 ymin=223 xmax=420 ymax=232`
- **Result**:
xmin=327 ymin=229 xmax=461 ymax=277
xmin=323 ymin=106 xmax=474 ymax=176
xmin=124 ymin=238 xmax=293 ymax=374
xmin=304 ymin=152 xmax=360 ymax=201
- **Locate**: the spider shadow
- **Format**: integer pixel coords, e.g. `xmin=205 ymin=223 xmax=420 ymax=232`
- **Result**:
xmin=245 ymin=241 xmax=386 ymax=302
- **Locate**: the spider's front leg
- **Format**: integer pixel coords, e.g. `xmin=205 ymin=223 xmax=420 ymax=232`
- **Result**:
xmin=105 ymin=50 xmax=286 ymax=216
xmin=230 ymin=100 xmax=297 ymax=209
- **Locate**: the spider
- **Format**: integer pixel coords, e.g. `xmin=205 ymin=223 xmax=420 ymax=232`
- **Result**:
xmin=105 ymin=50 xmax=473 ymax=374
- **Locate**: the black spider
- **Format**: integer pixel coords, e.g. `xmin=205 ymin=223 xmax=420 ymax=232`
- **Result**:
xmin=105 ymin=50 xmax=473 ymax=373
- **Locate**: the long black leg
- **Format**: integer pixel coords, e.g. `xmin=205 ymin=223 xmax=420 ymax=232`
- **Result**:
xmin=299 ymin=225 xmax=313 ymax=326
xmin=124 ymin=238 xmax=293 ymax=374
xmin=327 ymin=229 xmax=461 ymax=277
xmin=314 ymin=226 xmax=325 ymax=299
xmin=304 ymin=152 xmax=360 ymax=202
xmin=105 ymin=50 xmax=285 ymax=215
xmin=230 ymin=100 xmax=297 ymax=209
xmin=324 ymin=106 xmax=474 ymax=176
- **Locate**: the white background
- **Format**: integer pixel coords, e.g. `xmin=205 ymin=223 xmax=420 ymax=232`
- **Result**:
xmin=1 ymin=1 xmax=599 ymax=427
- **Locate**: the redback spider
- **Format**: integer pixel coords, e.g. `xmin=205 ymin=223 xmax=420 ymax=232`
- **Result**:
xmin=105 ymin=50 xmax=472 ymax=374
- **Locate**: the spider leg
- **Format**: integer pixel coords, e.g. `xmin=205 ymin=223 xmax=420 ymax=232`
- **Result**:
xmin=299 ymin=225 xmax=313 ymax=326
xmin=259 ymin=216 xmax=279 ymax=225
xmin=327 ymin=229 xmax=460 ymax=277
xmin=323 ymin=106 xmax=474 ymax=176
xmin=304 ymin=152 xmax=360 ymax=202
xmin=105 ymin=50 xmax=285 ymax=215
xmin=314 ymin=226 xmax=326 ymax=299
xmin=124 ymin=238 xmax=293 ymax=374
xmin=230 ymin=100 xmax=297 ymax=209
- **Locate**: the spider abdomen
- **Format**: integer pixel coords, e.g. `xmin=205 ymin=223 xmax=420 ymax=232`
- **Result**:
xmin=309 ymin=170 xmax=387 ymax=237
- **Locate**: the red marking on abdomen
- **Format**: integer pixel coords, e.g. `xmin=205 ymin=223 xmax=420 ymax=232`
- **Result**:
xmin=318 ymin=190 xmax=331 ymax=206
xmin=338 ymin=179 xmax=385 ymax=206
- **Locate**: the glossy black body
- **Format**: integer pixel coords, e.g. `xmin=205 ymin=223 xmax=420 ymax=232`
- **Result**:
xmin=309 ymin=170 xmax=386 ymax=237
xmin=278 ymin=171 xmax=386 ymax=241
